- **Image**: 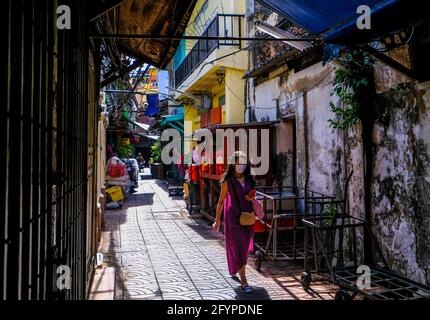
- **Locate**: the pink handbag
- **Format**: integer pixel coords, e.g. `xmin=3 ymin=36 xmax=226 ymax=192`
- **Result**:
xmin=253 ymin=199 xmax=265 ymax=219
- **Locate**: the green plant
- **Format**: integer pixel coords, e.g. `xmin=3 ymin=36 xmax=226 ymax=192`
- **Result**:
xmin=323 ymin=203 xmax=338 ymax=227
xmin=117 ymin=144 xmax=133 ymax=158
xmin=328 ymin=49 xmax=374 ymax=130
xmin=149 ymin=141 xmax=162 ymax=164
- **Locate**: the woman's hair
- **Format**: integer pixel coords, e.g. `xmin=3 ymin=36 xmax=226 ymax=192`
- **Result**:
xmin=221 ymin=151 xmax=256 ymax=188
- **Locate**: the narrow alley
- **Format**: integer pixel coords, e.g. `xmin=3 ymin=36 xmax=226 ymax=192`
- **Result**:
xmin=3 ymin=0 xmax=430 ymax=307
xmin=93 ymin=179 xmax=336 ymax=300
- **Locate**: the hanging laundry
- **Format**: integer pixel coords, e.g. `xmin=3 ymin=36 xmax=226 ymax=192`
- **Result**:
xmin=145 ymin=94 xmax=159 ymax=117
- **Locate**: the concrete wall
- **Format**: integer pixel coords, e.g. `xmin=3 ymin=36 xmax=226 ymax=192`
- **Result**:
xmin=275 ymin=121 xmax=295 ymax=186
xmin=371 ymin=79 xmax=430 ymax=284
xmin=245 ymin=0 xmax=430 ymax=286
xmin=290 ymin=64 xmax=346 ymax=197
xmin=249 ymin=77 xmax=279 ymax=121
xmin=225 ymin=69 xmax=245 ymax=124
xmin=251 ymin=62 xmax=347 ymax=195
xmin=249 ymin=54 xmax=430 ymax=285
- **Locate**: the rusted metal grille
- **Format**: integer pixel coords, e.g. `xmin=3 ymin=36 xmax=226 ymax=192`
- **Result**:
xmin=1 ymin=0 xmax=96 ymax=300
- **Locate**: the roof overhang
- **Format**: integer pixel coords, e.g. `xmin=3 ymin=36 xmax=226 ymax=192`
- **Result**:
xmin=92 ymin=0 xmax=198 ymax=69
xmin=121 ymin=112 xmax=151 ymax=131
xmin=159 ymin=114 xmax=184 ymax=134
xmin=256 ymin=0 xmax=430 ymax=44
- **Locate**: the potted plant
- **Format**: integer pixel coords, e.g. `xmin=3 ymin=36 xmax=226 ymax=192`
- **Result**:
xmin=149 ymin=141 xmax=163 ymax=179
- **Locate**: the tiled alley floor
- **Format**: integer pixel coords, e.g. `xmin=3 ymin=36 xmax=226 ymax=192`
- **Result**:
xmin=99 ymin=180 xmax=338 ymax=300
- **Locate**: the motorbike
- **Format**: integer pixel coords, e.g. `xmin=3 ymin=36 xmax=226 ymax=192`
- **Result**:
xmin=125 ymin=159 xmax=139 ymax=192
xmin=138 ymin=160 xmax=146 ymax=172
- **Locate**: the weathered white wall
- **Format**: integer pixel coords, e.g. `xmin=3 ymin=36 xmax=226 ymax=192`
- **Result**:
xmin=371 ymin=80 xmax=430 ymax=284
xmin=253 ymin=62 xmax=347 ymax=196
xmin=247 ymin=0 xmax=430 ymax=285
xmin=249 ymin=57 xmax=430 ymax=286
xmin=287 ymin=63 xmax=345 ymax=197
xmin=275 ymin=121 xmax=294 ymax=186
xmin=251 ymin=78 xmax=278 ymax=121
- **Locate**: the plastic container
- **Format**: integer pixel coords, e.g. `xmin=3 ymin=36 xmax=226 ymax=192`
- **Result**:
xmin=151 ymin=163 xmax=164 ymax=179
xmin=254 ymin=221 xmax=267 ymax=233
xmin=106 ymin=186 xmax=124 ymax=202
xmin=254 ymin=217 xmax=294 ymax=233
xmin=109 ymin=163 xmax=126 ymax=177
xmin=201 ymin=164 xmax=209 ymax=173
xmin=188 ymin=164 xmax=200 ymax=183
xmin=216 ymin=164 xmax=225 ymax=176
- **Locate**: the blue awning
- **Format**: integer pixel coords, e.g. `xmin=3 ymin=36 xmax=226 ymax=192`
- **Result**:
xmin=145 ymin=94 xmax=159 ymax=117
xmin=256 ymin=0 xmax=429 ymax=43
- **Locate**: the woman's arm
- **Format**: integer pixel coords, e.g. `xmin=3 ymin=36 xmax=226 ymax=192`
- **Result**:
xmin=213 ymin=181 xmax=228 ymax=232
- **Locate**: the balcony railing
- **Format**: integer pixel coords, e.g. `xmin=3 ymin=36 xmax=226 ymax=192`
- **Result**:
xmin=175 ymin=14 xmax=244 ymax=88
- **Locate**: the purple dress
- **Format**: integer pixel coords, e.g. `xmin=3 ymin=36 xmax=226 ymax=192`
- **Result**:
xmin=224 ymin=177 xmax=254 ymax=275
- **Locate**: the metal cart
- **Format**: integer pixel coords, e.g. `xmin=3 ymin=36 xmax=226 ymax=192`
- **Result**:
xmin=166 ymin=170 xmax=184 ymax=196
xmin=301 ymin=214 xmax=430 ymax=300
xmin=184 ymin=180 xmax=201 ymax=215
xmin=253 ymin=186 xmax=336 ymax=271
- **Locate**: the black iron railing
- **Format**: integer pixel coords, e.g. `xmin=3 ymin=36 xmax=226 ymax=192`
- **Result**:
xmin=1 ymin=0 xmax=98 ymax=300
xmin=175 ymin=14 xmax=244 ymax=87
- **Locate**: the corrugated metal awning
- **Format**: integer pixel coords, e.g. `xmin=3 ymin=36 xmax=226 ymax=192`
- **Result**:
xmin=256 ymin=0 xmax=429 ymax=43
xmin=121 ymin=112 xmax=151 ymax=131
xmin=93 ymin=0 xmax=198 ymax=68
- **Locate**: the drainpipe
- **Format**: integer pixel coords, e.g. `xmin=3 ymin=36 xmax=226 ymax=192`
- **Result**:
xmin=303 ymin=90 xmax=310 ymax=211
xmin=245 ymin=78 xmax=249 ymax=122
xmin=273 ymin=98 xmax=280 ymax=120
xmin=361 ymin=88 xmax=376 ymax=266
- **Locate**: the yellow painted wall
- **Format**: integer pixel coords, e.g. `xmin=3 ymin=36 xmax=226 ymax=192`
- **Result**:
xmin=183 ymin=67 xmax=245 ymax=126
xmin=225 ymin=68 xmax=245 ymax=124
xmin=211 ymin=83 xmax=225 ymax=108
xmin=185 ymin=0 xmax=246 ymax=55
xmin=180 ymin=0 xmax=246 ymax=128
xmin=184 ymin=104 xmax=200 ymax=132
xmin=184 ymin=104 xmax=199 ymax=159
xmin=185 ymin=0 xmax=243 ymax=40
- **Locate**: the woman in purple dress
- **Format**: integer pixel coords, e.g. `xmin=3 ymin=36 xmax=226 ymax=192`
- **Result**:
xmin=212 ymin=152 xmax=256 ymax=293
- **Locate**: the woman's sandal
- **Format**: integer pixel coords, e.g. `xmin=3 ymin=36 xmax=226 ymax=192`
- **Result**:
xmin=241 ymin=285 xmax=253 ymax=294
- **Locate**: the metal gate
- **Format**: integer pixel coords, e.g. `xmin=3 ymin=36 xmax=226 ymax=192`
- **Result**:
xmin=0 ymin=0 xmax=98 ymax=300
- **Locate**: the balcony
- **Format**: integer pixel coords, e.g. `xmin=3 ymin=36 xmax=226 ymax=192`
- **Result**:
xmin=175 ymin=14 xmax=244 ymax=88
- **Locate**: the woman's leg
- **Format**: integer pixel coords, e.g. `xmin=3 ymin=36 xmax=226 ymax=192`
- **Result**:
xmin=238 ymin=265 xmax=248 ymax=287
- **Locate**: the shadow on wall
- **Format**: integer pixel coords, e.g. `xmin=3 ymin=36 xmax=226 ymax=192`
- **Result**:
xmin=372 ymin=82 xmax=430 ymax=285
xmin=275 ymin=151 xmax=294 ymax=186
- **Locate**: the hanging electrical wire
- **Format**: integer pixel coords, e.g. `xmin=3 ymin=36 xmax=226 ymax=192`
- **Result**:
xmin=223 ymin=68 xmax=335 ymax=110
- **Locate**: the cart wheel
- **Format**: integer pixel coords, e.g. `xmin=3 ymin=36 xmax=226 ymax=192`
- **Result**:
xmin=301 ymin=272 xmax=312 ymax=291
xmin=255 ymin=251 xmax=264 ymax=272
xmin=335 ymin=289 xmax=352 ymax=301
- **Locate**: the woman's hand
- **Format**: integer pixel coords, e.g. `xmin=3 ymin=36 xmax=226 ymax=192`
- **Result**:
xmin=212 ymin=220 xmax=221 ymax=232
xmin=245 ymin=189 xmax=257 ymax=202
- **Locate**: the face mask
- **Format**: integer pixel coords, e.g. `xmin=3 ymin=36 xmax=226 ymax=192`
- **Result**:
xmin=235 ymin=164 xmax=247 ymax=174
